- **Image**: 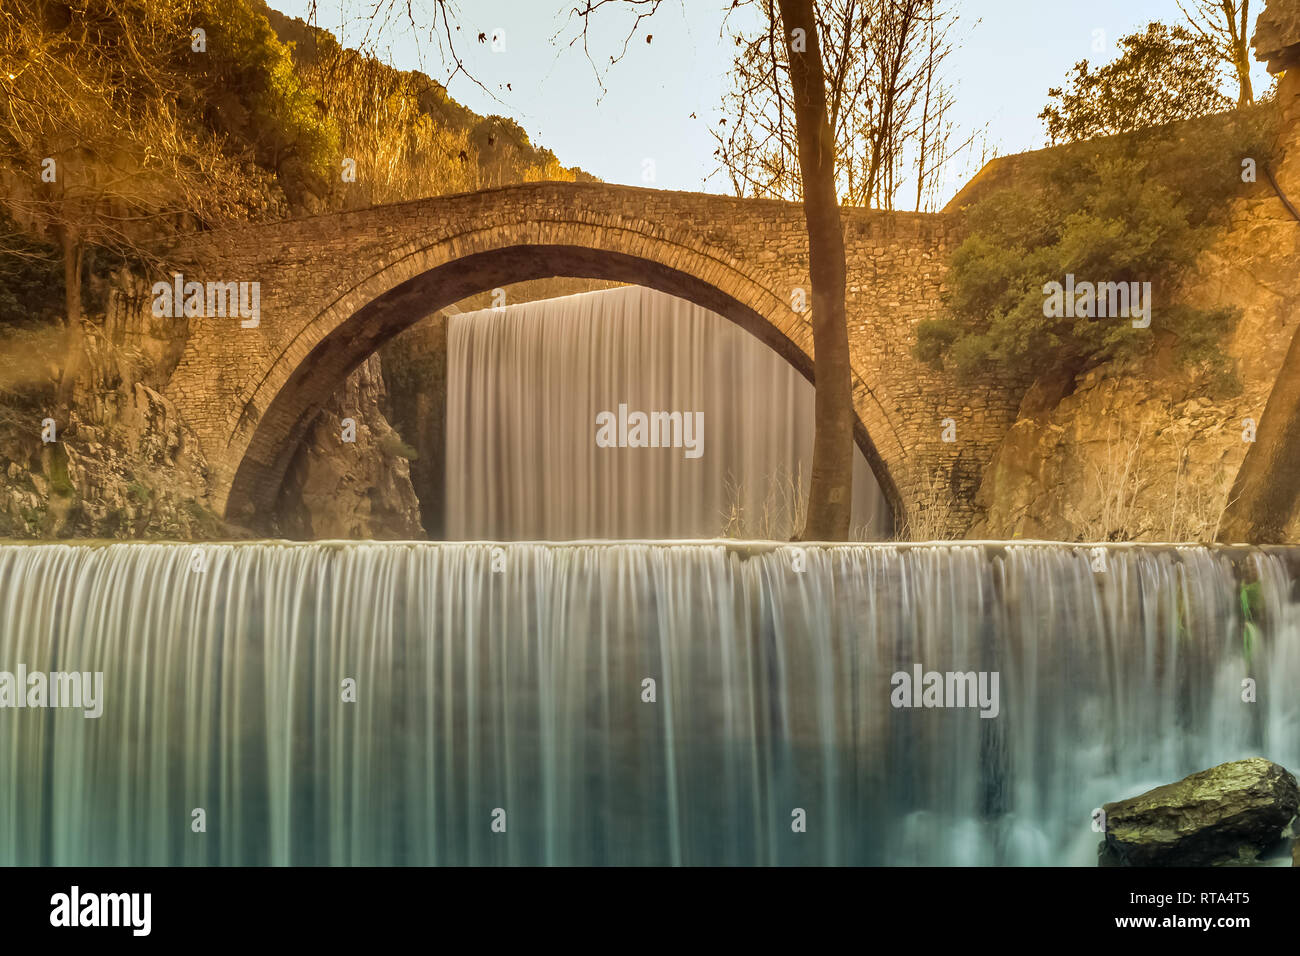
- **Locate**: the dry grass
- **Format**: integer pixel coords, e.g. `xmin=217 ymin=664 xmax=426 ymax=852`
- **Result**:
xmin=720 ymin=465 xmax=808 ymax=540
xmin=1068 ymin=417 xmax=1236 ymax=542
xmin=896 ymin=463 xmax=960 ymax=541
xmin=719 ymin=464 xmax=877 ymax=541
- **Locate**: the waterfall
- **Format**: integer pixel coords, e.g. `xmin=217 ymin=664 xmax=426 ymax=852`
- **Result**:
xmin=444 ymin=286 xmax=890 ymax=539
xmin=1 ymin=541 xmax=1296 ymax=865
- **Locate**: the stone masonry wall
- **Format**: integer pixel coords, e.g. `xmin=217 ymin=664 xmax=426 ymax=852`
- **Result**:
xmin=152 ymin=182 xmax=1024 ymax=534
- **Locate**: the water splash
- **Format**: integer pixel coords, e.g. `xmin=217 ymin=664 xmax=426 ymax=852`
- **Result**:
xmin=0 ymin=541 xmax=1296 ymax=865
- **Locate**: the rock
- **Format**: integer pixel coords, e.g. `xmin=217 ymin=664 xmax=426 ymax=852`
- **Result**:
xmin=380 ymin=314 xmax=449 ymax=538
xmin=277 ymin=353 xmax=424 ymax=540
xmin=1101 ymin=758 xmax=1300 ymax=866
xmin=121 ymin=383 xmax=183 ymax=466
xmin=1253 ymin=0 xmax=1300 ymax=72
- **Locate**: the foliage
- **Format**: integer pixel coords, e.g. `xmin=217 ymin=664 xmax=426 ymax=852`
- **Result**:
xmin=916 ymin=105 xmax=1277 ymax=386
xmin=184 ymin=0 xmax=338 ymax=212
xmin=0 ymin=0 xmax=591 ymax=408
xmin=523 ymin=152 xmax=578 ymax=184
xmin=0 ymin=0 xmax=343 ymax=408
xmin=0 ymin=0 xmax=324 ymax=245
xmin=273 ymin=5 xmax=591 ymax=202
xmin=1039 ymin=22 xmax=1231 ymax=145
xmin=309 ymin=47 xmax=480 ymax=207
xmin=0 ymin=209 xmax=63 ymax=328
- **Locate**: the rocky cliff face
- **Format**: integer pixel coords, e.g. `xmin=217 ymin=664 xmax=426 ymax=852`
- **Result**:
xmin=0 ymin=276 xmax=425 ymax=541
xmin=0 ymin=384 xmax=226 ymax=539
xmin=971 ymin=89 xmax=1300 ymax=542
xmin=276 ymin=353 xmax=425 ymax=540
xmin=969 ymin=368 xmax=1248 ymax=541
xmin=379 ymin=314 xmax=448 ymax=539
xmin=0 ymin=283 xmax=231 ymax=539
xmin=1216 ymin=1 xmax=1300 ymax=542
xmin=0 ymin=265 xmax=622 ymax=541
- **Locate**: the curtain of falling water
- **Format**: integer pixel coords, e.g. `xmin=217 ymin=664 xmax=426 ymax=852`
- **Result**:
xmin=444 ymin=286 xmax=890 ymax=539
xmin=0 ymin=542 xmax=1297 ymax=865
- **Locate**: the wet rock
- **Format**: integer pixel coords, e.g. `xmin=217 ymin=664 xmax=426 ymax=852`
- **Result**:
xmin=1101 ymin=758 xmax=1300 ymax=866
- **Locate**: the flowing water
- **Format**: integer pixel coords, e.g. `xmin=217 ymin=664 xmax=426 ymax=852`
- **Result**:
xmin=445 ymin=286 xmax=890 ymax=539
xmin=1 ymin=540 xmax=1296 ymax=866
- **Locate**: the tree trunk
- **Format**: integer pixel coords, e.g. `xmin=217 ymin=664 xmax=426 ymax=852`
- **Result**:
xmin=1218 ymin=324 xmax=1300 ymax=543
xmin=1232 ymin=2 xmax=1253 ymax=107
xmin=55 ymin=226 xmax=85 ymax=421
xmin=777 ymin=0 xmax=854 ymax=540
xmin=1234 ymin=52 xmax=1254 ymax=106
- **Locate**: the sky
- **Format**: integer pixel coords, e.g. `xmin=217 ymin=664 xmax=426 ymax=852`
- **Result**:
xmin=270 ymin=0 xmax=1277 ymax=207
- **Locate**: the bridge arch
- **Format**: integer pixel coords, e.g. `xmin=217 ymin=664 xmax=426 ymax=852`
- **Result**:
xmin=160 ymin=184 xmax=920 ymax=531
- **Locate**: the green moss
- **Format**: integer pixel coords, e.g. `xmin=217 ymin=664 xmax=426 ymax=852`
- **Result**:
xmin=1240 ymin=580 xmax=1263 ymax=667
xmin=45 ymin=445 xmax=75 ymax=498
xmin=18 ymin=504 xmax=44 ymax=535
xmin=126 ymin=480 xmax=153 ymax=505
xmin=176 ymin=498 xmax=231 ymax=539
xmin=378 ymin=434 xmax=419 ymax=461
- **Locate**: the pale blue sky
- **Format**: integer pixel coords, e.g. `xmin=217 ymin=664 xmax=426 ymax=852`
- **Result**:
xmin=272 ymin=0 xmax=1275 ymax=205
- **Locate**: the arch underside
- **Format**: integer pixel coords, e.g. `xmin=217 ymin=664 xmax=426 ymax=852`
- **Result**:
xmin=224 ymin=243 xmax=903 ymax=533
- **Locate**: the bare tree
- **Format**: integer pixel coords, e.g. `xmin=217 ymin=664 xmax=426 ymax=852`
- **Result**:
xmin=772 ymin=0 xmax=853 ymax=539
xmin=566 ymin=0 xmax=856 ymax=536
xmin=712 ymin=0 xmax=965 ymax=211
xmin=301 ymin=0 xmax=493 ymax=97
xmin=1179 ymin=0 xmax=1255 ymax=105
xmin=912 ymin=4 xmax=966 ymax=212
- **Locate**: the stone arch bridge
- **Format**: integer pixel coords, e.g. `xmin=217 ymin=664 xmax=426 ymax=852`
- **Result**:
xmin=153 ymin=181 xmax=1022 ymax=532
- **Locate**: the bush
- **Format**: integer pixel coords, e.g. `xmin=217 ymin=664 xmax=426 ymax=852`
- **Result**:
xmin=917 ymin=105 xmax=1277 ymax=387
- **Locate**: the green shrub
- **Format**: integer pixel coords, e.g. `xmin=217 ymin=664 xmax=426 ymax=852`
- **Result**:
xmin=917 ymin=105 xmax=1277 ymax=388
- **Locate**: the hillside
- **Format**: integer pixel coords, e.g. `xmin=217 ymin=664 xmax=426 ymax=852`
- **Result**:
xmin=258 ymin=1 xmax=597 ymax=201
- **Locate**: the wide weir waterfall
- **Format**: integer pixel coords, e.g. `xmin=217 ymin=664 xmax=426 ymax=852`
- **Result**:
xmin=1 ymin=541 xmax=1297 ymax=866
xmin=445 ymin=286 xmax=890 ymax=539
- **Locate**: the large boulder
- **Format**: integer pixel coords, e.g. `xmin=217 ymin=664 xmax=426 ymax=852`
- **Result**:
xmin=1100 ymin=758 xmax=1299 ymax=866
xmin=1254 ymin=0 xmax=1300 ymax=72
